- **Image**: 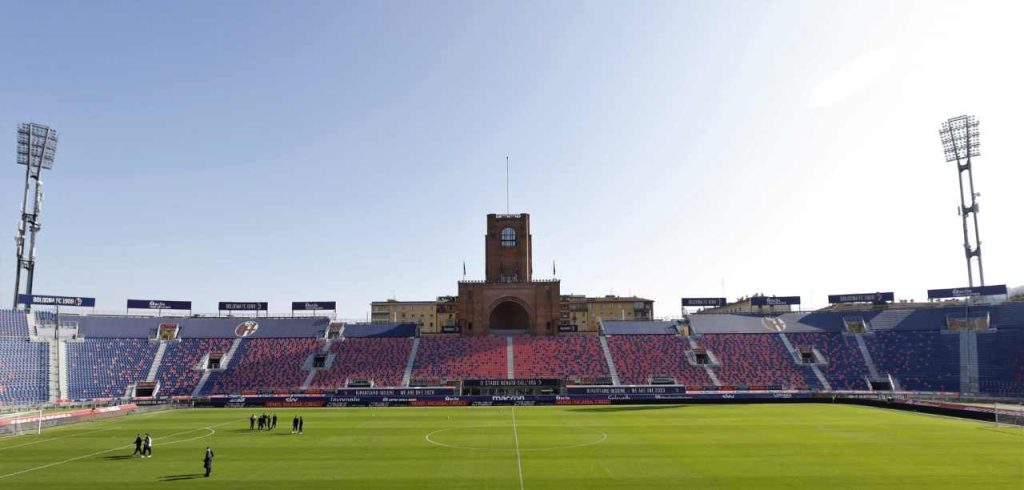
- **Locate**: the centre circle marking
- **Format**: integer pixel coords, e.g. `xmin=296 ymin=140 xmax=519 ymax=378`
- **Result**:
xmin=425 ymin=426 xmax=607 ymax=452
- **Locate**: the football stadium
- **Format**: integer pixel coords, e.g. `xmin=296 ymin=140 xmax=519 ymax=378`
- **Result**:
xmin=2 ymin=2 xmax=1023 ymax=489
xmin=1 ymin=210 xmax=1022 ymax=489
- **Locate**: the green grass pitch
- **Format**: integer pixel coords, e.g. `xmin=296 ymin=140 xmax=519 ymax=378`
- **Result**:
xmin=0 ymin=404 xmax=1021 ymax=489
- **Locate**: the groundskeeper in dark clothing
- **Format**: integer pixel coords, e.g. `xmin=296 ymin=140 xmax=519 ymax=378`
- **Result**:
xmin=203 ymin=447 xmax=214 ymax=477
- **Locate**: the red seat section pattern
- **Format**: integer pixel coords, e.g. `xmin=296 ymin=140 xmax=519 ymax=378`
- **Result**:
xmin=311 ymin=337 xmax=413 ymax=388
xmin=607 ymin=335 xmax=712 ymax=386
xmin=155 ymin=338 xmax=234 ymax=396
xmin=513 ymin=336 xmax=608 ymax=380
xmin=786 ymin=332 xmax=870 ymax=390
xmin=700 ymin=334 xmax=815 ymax=389
xmin=204 ymin=338 xmax=321 ymax=394
xmin=412 ymin=336 xmax=507 ymax=381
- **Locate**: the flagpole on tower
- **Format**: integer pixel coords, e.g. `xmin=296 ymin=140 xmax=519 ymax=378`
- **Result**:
xmin=505 ymin=156 xmax=510 ymax=214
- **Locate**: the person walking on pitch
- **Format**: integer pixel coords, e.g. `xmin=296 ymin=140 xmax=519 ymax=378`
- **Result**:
xmin=132 ymin=434 xmax=143 ymax=457
xmin=142 ymin=433 xmax=153 ymax=458
xmin=203 ymin=447 xmax=215 ymax=478
xmin=271 ymin=414 xmax=278 ymax=430
xmin=249 ymin=414 xmax=256 ymax=431
xmin=298 ymin=416 xmax=304 ymax=434
xmin=292 ymin=415 xmax=298 ymax=433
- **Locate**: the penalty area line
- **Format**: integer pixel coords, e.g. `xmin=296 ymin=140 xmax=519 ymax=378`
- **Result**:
xmin=0 ymin=407 xmax=172 ymax=452
xmin=0 ymin=421 xmax=231 ymax=481
xmin=0 ymin=425 xmax=121 ymax=452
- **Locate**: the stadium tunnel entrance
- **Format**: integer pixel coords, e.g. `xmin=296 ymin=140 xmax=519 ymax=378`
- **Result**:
xmin=488 ymin=300 xmax=531 ymax=331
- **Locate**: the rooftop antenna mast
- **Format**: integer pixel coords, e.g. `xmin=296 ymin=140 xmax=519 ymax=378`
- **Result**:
xmin=505 ymin=156 xmax=510 ymax=213
xmin=13 ymin=123 xmax=58 ymax=309
xmin=938 ymin=115 xmax=985 ymax=287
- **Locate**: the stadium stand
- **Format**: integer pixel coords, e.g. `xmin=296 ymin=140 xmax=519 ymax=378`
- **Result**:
xmin=786 ymin=332 xmax=870 ymax=390
xmin=513 ymin=336 xmax=609 ymax=380
xmin=155 ymin=338 xmax=234 ymax=396
xmin=606 ymin=335 xmax=712 ymax=386
xmin=992 ymin=302 xmax=1024 ymax=326
xmin=700 ymin=333 xmax=819 ymax=389
xmin=0 ymin=309 xmax=30 ymax=338
xmin=311 ymin=337 xmax=413 ymax=388
xmin=1 ymin=303 xmax=1022 ymax=401
xmin=412 ymin=336 xmax=507 ymax=381
xmin=977 ymin=326 xmax=1024 ymax=396
xmin=203 ymin=338 xmax=322 ymax=394
xmin=34 ymin=311 xmax=57 ymax=327
xmin=0 ymin=339 xmax=48 ymax=405
xmin=67 ymin=338 xmax=159 ymax=400
xmin=0 ymin=310 xmax=30 ymax=337
xmin=864 ymin=330 xmax=959 ymax=391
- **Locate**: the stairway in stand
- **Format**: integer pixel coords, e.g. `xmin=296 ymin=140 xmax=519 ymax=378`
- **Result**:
xmin=598 ymin=336 xmax=620 ymax=385
xmin=147 ymin=341 xmax=168 ymax=382
xmin=191 ymin=338 xmax=243 ymax=397
xmin=402 ymin=337 xmax=419 ymax=387
xmin=46 ymin=340 xmax=60 ymax=402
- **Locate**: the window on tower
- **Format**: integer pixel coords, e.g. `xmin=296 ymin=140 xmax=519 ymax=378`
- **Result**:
xmin=500 ymin=227 xmax=516 ymax=248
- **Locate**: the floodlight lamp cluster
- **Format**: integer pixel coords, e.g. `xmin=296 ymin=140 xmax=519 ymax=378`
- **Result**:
xmin=16 ymin=123 xmax=58 ymax=174
xmin=939 ymin=115 xmax=979 ymax=163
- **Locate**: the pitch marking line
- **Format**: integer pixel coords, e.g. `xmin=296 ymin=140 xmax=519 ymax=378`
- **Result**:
xmin=511 ymin=407 xmax=524 ymax=490
xmin=0 ymin=420 xmax=231 ymax=480
xmin=0 ymin=407 xmax=172 ymax=452
xmin=0 ymin=426 xmax=121 ymax=452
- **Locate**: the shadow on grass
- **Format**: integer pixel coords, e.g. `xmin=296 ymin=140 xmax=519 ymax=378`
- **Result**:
xmin=102 ymin=455 xmax=138 ymax=460
xmin=567 ymin=405 xmax=688 ymax=413
xmin=159 ymin=474 xmax=205 ymax=482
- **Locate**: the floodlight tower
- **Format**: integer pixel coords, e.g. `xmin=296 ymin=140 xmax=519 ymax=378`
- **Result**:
xmin=12 ymin=123 xmax=58 ymax=308
xmin=938 ymin=115 xmax=984 ymax=287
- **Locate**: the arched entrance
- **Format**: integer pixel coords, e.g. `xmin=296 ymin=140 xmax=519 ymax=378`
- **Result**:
xmin=489 ymin=300 xmax=531 ymax=330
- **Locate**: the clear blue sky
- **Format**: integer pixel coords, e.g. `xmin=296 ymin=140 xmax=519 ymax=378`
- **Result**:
xmin=1 ymin=1 xmax=1020 ymax=318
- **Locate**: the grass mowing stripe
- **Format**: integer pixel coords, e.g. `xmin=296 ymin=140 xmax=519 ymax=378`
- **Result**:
xmin=2 ymin=406 xmax=1021 ymax=489
xmin=0 ymin=420 xmax=231 ymax=480
xmin=512 ymin=407 xmax=524 ymax=490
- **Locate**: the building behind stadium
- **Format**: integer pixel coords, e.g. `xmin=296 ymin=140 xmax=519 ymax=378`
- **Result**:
xmin=370 ymin=213 xmax=653 ymax=335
